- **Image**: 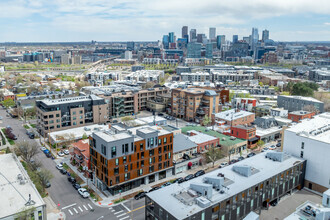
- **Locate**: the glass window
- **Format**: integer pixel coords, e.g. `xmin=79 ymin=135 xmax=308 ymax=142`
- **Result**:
xmin=73 ymin=111 xmax=76 ymax=115
xmin=115 ymin=158 xmax=119 ymax=166
xmin=164 ymin=137 xmax=167 ymax=144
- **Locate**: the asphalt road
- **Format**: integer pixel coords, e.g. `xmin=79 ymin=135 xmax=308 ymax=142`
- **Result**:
xmin=0 ymin=108 xmax=145 ymax=220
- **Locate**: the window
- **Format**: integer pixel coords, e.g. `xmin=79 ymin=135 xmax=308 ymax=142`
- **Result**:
xmin=73 ymin=122 xmax=76 ymax=125
xmin=115 ymin=158 xmax=119 ymax=166
xmin=111 ymin=146 xmax=116 ymax=157
xmin=57 ymin=125 xmax=60 ymax=128
xmin=164 ymin=137 xmax=167 ymax=144
xmin=73 ymin=117 xmax=76 ymax=120
xmin=149 ymin=149 xmax=154 ymax=156
xmin=158 ymin=163 xmax=162 ymax=170
xmin=158 ymin=138 xmax=162 ymax=145
xmin=159 ymin=155 xmax=162 ymax=162
xmin=168 ymin=152 xmax=171 ymax=159
xmin=140 ymin=143 xmax=143 ymax=151
xmin=129 ymin=155 xmax=131 ymax=162
xmin=300 ymin=151 xmax=304 ymax=158
xmin=137 ymin=161 xmax=139 ymax=168
xmin=131 ymin=143 xmax=133 ymax=151
xmin=73 ymin=111 xmax=76 ymax=115
xmin=56 ymin=119 xmax=60 ymax=123
xmin=139 ymin=169 xmax=143 ymax=175
xmin=56 ymin=114 xmax=60 ymax=117
xmin=149 ymin=166 xmax=154 ymax=172
xmin=301 ymin=142 xmax=304 ymax=149
xmin=141 ymin=160 xmax=144 ymax=167
xmin=49 ymin=120 xmax=54 ymax=124
xmin=158 ymin=147 xmax=162 ymax=154
xmin=150 ymin=137 xmax=154 ymax=146
xmin=79 ymin=110 xmax=83 ymax=114
xmin=114 ymin=167 xmax=119 ymax=175
xmin=116 ymin=176 xmax=120 ymax=183
xmin=170 ymin=136 xmax=172 ymax=143
xmin=141 ymin=152 xmax=144 ymax=159
xmin=125 ymin=165 xmax=128 ymax=172
xmin=123 ymin=156 xmax=127 ymax=164
xmin=80 ymin=116 xmax=83 ymax=119
xmin=101 ymin=144 xmax=107 ymax=155
xmin=80 ymin=121 xmax=83 ymax=124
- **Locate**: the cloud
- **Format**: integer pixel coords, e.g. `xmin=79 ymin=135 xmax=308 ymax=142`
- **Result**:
xmin=325 ymin=22 xmax=330 ymax=25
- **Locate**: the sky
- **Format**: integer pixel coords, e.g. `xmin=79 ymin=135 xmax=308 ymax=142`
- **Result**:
xmin=0 ymin=0 xmax=330 ymax=42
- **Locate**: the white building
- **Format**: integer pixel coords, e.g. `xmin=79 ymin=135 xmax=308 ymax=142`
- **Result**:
xmin=124 ymin=51 xmax=133 ymax=60
xmin=270 ymin=107 xmax=288 ymax=117
xmin=125 ymin=70 xmax=164 ymax=83
xmin=181 ymin=72 xmax=210 ymax=82
xmin=283 ymin=112 xmax=330 ymax=193
xmin=0 ymin=154 xmax=46 ymax=220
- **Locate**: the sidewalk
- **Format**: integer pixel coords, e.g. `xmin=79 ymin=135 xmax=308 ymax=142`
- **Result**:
xmin=44 ymin=196 xmax=66 ymax=220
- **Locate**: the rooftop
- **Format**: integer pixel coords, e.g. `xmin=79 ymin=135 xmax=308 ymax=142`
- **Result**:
xmin=181 ymin=126 xmax=246 ymax=147
xmin=173 ymin=133 xmax=197 ymax=153
xmin=39 ymin=94 xmax=103 ymax=105
xmin=289 ymin=111 xmax=313 ymax=116
xmin=187 ymin=130 xmax=219 ymax=144
xmin=148 ymin=152 xmax=304 ymax=220
xmin=279 ymin=95 xmax=323 ymax=103
xmin=214 ymin=109 xmax=254 ymax=121
xmin=284 ymin=201 xmax=330 ymax=220
xmin=285 ymin=112 xmax=330 ymax=144
xmin=0 ymin=154 xmax=45 ymax=219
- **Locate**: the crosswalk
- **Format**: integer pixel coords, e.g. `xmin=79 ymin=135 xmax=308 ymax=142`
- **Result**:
xmin=62 ymin=203 xmax=94 ymax=216
xmin=109 ymin=206 xmax=131 ymax=220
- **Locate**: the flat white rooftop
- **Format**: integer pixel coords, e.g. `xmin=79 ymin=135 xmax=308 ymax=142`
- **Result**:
xmin=148 ymin=152 xmax=304 ymax=220
xmin=0 ymin=154 xmax=45 ymax=218
xmin=214 ymin=109 xmax=254 ymax=121
xmin=285 ymin=112 xmax=330 ymax=144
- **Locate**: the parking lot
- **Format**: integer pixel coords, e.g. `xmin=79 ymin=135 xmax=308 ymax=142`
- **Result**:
xmin=260 ymin=189 xmax=322 ymax=219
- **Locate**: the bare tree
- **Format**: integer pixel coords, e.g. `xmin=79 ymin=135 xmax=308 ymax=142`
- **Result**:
xmin=221 ymin=145 xmax=235 ymax=163
xmin=303 ymin=105 xmax=319 ymax=114
xmin=204 ymin=146 xmax=222 ymax=167
xmin=38 ymin=169 xmax=53 ymax=188
xmin=15 ymin=141 xmax=39 ymax=163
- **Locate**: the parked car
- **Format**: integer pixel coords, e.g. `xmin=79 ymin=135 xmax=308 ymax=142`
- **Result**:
xmin=261 ymin=147 xmax=269 ymax=152
xmin=63 ymin=149 xmax=70 ymax=155
xmin=73 ymin=183 xmax=81 ymax=190
xmin=184 ymin=174 xmax=194 ymax=181
xmin=237 ymin=156 xmax=245 ymax=161
xmin=78 ymin=188 xmax=90 ymax=198
xmin=68 ymin=176 xmax=76 ymax=183
xmin=247 ymin=152 xmax=256 ymax=158
xmin=157 ymin=113 xmax=164 ymax=116
xmin=219 ymin=162 xmax=228 ymax=168
xmin=134 ymin=191 xmax=146 ymax=200
xmin=270 ymin=200 xmax=278 ymax=206
xmin=173 ymin=177 xmax=184 ymax=184
xmin=45 ymin=153 xmax=52 ymax=158
xmin=276 ymin=143 xmax=281 ymax=148
xmin=56 ymin=164 xmax=63 ymax=170
xmin=45 ymin=181 xmax=51 ymax=188
xmin=194 ymin=170 xmax=205 ymax=177
xmin=40 ymin=147 xmax=46 ymax=151
xmin=229 ymin=159 xmax=238 ymax=164
xmin=28 ymin=133 xmax=35 ymax=139
xmin=162 ymin=182 xmax=171 ymax=187
xmin=269 ymin=145 xmax=276 ymax=150
xmin=57 ymin=151 xmax=65 ymax=157
xmin=43 ymin=149 xmax=50 ymax=154
xmin=148 ymin=186 xmax=161 ymax=193
xmin=60 ymin=169 xmax=67 ymax=175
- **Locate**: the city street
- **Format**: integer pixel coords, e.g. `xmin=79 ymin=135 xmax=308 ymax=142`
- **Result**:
xmin=0 ymin=109 xmax=145 ymax=220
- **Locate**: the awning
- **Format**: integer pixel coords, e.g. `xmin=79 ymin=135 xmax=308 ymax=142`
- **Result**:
xmin=188 ymin=162 xmax=193 ymax=167
xmin=248 ymin=137 xmax=259 ymax=142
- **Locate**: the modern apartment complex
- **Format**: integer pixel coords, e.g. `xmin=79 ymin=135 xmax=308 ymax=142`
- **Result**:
xmin=277 ymin=95 xmax=324 ymax=113
xmin=90 ymin=125 xmax=174 ymax=195
xmin=36 ymin=95 xmax=109 ymax=135
xmin=82 ymin=85 xmax=170 ymax=117
xmin=171 ymin=87 xmax=228 ymax=123
xmin=283 ymin=113 xmax=330 ymax=193
xmin=181 ymin=72 xmax=210 ymax=82
xmin=145 ymin=152 xmax=306 ymax=220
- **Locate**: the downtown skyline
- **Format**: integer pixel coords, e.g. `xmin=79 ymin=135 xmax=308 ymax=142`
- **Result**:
xmin=0 ymin=0 xmax=329 ymax=42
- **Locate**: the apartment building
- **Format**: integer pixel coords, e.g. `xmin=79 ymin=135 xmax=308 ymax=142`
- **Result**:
xmin=214 ymin=109 xmax=255 ymax=127
xmin=288 ymin=111 xmax=315 ymax=123
xmin=36 ymin=95 xmax=109 ymax=135
xmin=231 ymin=98 xmax=257 ymax=111
xmin=181 ymin=72 xmax=210 ymax=82
xmin=90 ymin=125 xmax=174 ymax=195
xmin=146 ymin=152 xmax=306 ymax=220
xmin=82 ymin=85 xmax=169 ymax=117
xmin=171 ymin=87 xmax=227 ymax=123
xmin=277 ymin=95 xmax=324 ymax=113
xmin=283 ymin=113 xmax=330 ymax=193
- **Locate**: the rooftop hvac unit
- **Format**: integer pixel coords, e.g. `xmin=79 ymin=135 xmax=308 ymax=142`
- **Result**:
xmin=17 ymin=174 xmax=23 ymax=180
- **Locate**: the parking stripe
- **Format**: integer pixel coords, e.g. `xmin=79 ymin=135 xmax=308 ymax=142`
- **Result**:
xmin=73 ymin=208 xmax=78 ymax=214
xmin=117 ymin=213 xmax=127 ymax=217
xmin=111 ymin=209 xmax=115 ymax=212
xmin=88 ymin=204 xmax=93 ymax=209
xmin=83 ymin=205 xmax=88 ymax=210
xmin=78 ymin=206 xmax=83 ymax=212
xmin=114 ymin=210 xmax=123 ymax=215
xmin=68 ymin=210 xmax=73 ymax=216
xmin=119 ymin=216 xmax=130 ymax=220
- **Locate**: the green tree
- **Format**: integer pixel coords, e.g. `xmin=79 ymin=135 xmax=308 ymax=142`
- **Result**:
xmin=16 ymin=207 xmax=36 ymax=220
xmin=203 ymin=115 xmax=211 ymax=127
xmin=256 ymin=140 xmax=265 ymax=150
xmin=2 ymin=98 xmax=15 ymax=108
xmin=204 ymin=146 xmax=222 ymax=167
xmin=82 ymin=133 xmax=88 ymax=139
xmin=121 ymin=116 xmax=134 ymax=122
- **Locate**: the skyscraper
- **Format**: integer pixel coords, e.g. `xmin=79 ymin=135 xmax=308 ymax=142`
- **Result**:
xmin=205 ymin=43 xmax=213 ymax=59
xmin=163 ymin=35 xmax=169 ymax=49
xmin=187 ymin=42 xmax=202 ymax=58
xmin=190 ymin=29 xmax=197 ymax=42
xmin=197 ymin=34 xmax=204 ymax=43
xmin=169 ymin=32 xmax=175 ymax=43
xmin=209 ymin=27 xmax=216 ymax=40
xmin=182 ymin=26 xmax=188 ymax=38
xmin=216 ymin=35 xmax=225 ymax=49
xmin=251 ymin=28 xmax=259 ymax=47
xmin=232 ymin=35 xmax=238 ymax=43
xmin=262 ymin=29 xmax=269 ymax=41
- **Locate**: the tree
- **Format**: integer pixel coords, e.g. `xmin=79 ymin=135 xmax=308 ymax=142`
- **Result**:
xmin=256 ymin=140 xmax=264 ymax=150
xmin=82 ymin=133 xmax=88 ymax=139
xmin=204 ymin=146 xmax=222 ymax=167
xmin=16 ymin=207 xmax=36 ymax=220
xmin=121 ymin=116 xmax=134 ymax=122
xmin=143 ymin=81 xmax=155 ymax=89
xmin=38 ymin=169 xmax=53 ymax=188
xmin=221 ymin=145 xmax=235 ymax=163
xmin=2 ymin=98 xmax=15 ymax=108
xmin=203 ymin=115 xmax=211 ymax=127
xmin=303 ymin=105 xmax=319 ymax=113
xmin=15 ymin=141 xmax=39 ymax=164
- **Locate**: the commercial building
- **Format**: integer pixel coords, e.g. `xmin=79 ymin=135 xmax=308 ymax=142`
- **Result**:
xmin=214 ymin=109 xmax=255 ymax=127
xmin=270 ymin=108 xmax=288 ymax=118
xmin=187 ymin=43 xmax=202 ymax=58
xmin=181 ymin=72 xmax=210 ymax=82
xmin=0 ymin=88 xmax=15 ymax=101
xmin=90 ymin=125 xmax=174 ymax=195
xmin=231 ymin=98 xmax=257 ymax=111
xmin=146 ymin=152 xmax=306 ymax=220
xmin=254 ymin=116 xmax=283 ymax=143
xmin=182 ymin=26 xmax=188 ymax=39
xmin=229 ymin=125 xmax=258 ymax=148
xmin=36 ymin=95 xmax=109 ymax=135
xmin=277 ymin=95 xmax=324 ymax=113
xmin=283 ymin=113 xmax=330 ymax=193
xmin=125 ymin=70 xmax=164 ymax=83
xmin=171 ymin=88 xmax=226 ymax=123
xmin=288 ymin=111 xmax=315 ymax=123
xmin=205 ymin=43 xmax=213 ymax=59
xmin=262 ymin=29 xmax=269 ymax=41
xmin=71 ymin=139 xmax=91 ymax=177
xmin=209 ymin=27 xmax=216 ymax=41
xmin=309 ymin=69 xmax=330 ymax=82
xmin=186 ymin=130 xmax=220 ymax=153
xmin=216 ymin=35 xmax=225 ymax=50
xmin=0 ymin=153 xmax=46 ymax=220
xmin=190 ymin=29 xmax=197 ymax=42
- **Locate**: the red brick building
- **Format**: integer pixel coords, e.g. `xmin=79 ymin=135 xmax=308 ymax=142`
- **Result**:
xmin=288 ymin=111 xmax=315 ymax=123
xmin=214 ymin=109 xmax=255 ymax=127
xmin=187 ymin=130 xmax=220 ymax=153
xmin=71 ymin=139 xmax=91 ymax=177
xmin=228 ymin=125 xmax=259 ymax=148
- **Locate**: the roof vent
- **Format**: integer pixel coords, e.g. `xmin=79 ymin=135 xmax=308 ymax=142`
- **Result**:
xmin=195 ymin=197 xmax=211 ymax=208
xmin=265 ymin=152 xmax=285 ymax=162
xmin=232 ymin=165 xmax=257 ymax=177
xmin=190 ymin=183 xmax=213 ymax=200
xmin=203 ymin=176 xmax=224 ymax=191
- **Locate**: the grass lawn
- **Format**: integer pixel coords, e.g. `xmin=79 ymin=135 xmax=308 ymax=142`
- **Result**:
xmin=30 ymin=124 xmax=36 ymax=128
xmin=23 ymin=124 xmax=30 ymax=129
xmin=1 ymin=128 xmax=15 ymax=145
